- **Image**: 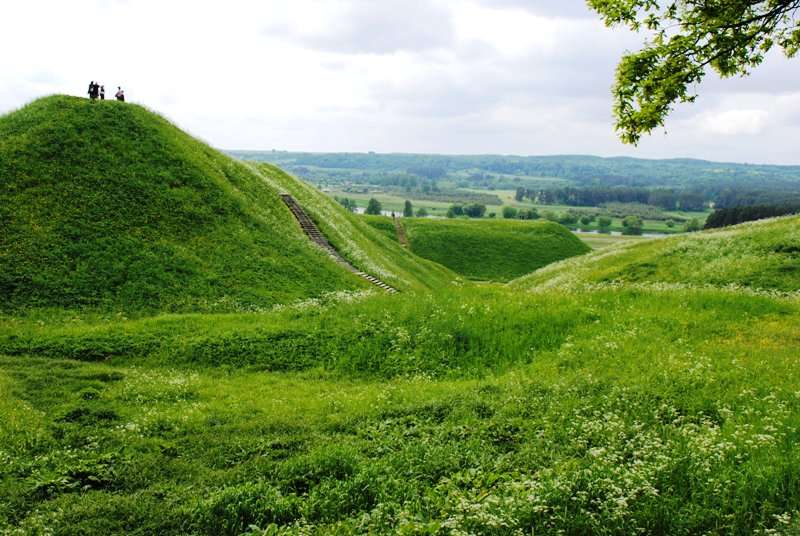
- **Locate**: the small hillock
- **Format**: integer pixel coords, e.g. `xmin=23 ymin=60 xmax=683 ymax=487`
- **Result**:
xmin=380 ymin=218 xmax=590 ymax=282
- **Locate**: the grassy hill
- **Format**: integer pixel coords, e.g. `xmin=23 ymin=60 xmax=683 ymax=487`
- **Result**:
xmin=513 ymin=215 xmax=800 ymax=293
xmin=4 ymin=97 xmax=800 ymax=535
xmin=374 ymin=218 xmax=590 ymax=282
xmin=248 ymin=164 xmax=456 ymax=291
xmin=0 ymin=96 xmax=454 ymax=314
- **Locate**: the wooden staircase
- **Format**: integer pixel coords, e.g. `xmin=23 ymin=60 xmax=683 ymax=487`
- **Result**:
xmin=280 ymin=194 xmax=398 ymax=294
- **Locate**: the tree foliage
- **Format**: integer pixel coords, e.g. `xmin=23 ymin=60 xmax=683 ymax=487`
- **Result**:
xmin=622 ymin=215 xmax=644 ymax=235
xmin=336 ymin=196 xmax=357 ymax=212
xmin=589 ymin=0 xmax=800 ymax=144
xmin=685 ymin=217 xmax=703 ymax=232
xmin=705 ymin=203 xmax=800 ymax=228
xmin=403 ymin=200 xmax=414 ymax=217
xmin=365 ymin=198 xmax=383 ymax=215
xmin=503 ymin=206 xmax=519 ymax=219
xmin=463 ymin=203 xmax=487 ymax=218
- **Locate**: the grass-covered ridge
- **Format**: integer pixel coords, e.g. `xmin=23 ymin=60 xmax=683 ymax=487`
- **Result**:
xmin=0 ymin=96 xmax=454 ymax=314
xmin=388 ymin=217 xmax=590 ymax=282
xmin=249 ymin=164 xmax=456 ymax=291
xmin=513 ymin=215 xmax=800 ymax=293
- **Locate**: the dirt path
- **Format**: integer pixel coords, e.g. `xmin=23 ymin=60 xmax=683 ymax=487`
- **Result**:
xmin=393 ymin=216 xmax=410 ymax=248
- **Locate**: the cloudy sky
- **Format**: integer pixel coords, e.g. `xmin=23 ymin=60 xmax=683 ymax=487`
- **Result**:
xmin=2 ymin=0 xmax=798 ymax=164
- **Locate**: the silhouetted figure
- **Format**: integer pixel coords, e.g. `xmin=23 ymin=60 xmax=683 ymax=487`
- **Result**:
xmin=115 ymin=87 xmax=125 ymax=102
xmin=88 ymin=81 xmax=98 ymax=100
xmin=99 ymin=86 xmax=105 ymax=100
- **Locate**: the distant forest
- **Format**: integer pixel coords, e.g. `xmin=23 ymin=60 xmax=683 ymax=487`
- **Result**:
xmin=231 ymin=151 xmax=800 ymax=209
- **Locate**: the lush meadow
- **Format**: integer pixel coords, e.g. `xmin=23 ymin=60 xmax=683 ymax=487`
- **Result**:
xmin=3 ymin=97 xmax=800 ymax=535
xmin=2 ymin=284 xmax=800 ymax=534
xmin=514 ymin=215 xmax=800 ymax=293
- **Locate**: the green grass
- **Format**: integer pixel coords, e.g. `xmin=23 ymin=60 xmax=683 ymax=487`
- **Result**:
xmin=4 ymin=97 xmax=800 ymax=535
xmin=359 ymin=215 xmax=399 ymax=242
xmin=0 ymin=96 xmax=454 ymax=315
xmin=2 ymin=285 xmax=800 ymax=534
xmin=0 ymin=288 xmax=582 ymax=377
xmin=395 ymin=218 xmax=590 ymax=282
xmin=573 ymin=232 xmax=653 ymax=250
xmin=251 ymin=164 xmax=457 ymax=291
xmin=513 ymin=215 xmax=800 ymax=293
xmin=469 ymin=189 xmax=711 ymax=234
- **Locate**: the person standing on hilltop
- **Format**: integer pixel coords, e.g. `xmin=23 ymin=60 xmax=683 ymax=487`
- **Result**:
xmin=88 ymin=81 xmax=97 ymax=100
xmin=115 ymin=87 xmax=125 ymax=102
xmin=99 ymin=85 xmax=105 ymax=100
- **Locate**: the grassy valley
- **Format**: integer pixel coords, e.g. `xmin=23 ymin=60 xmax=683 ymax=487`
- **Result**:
xmin=2 ymin=97 xmax=800 ymax=535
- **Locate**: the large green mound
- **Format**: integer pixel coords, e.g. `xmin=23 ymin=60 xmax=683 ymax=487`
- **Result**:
xmin=376 ymin=218 xmax=590 ymax=282
xmin=513 ymin=215 xmax=800 ymax=292
xmin=0 ymin=96 xmax=453 ymax=313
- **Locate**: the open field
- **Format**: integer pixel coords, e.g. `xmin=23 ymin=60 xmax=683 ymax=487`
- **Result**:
xmin=3 ymin=284 xmax=800 ymax=534
xmin=331 ymin=187 xmax=710 ymax=235
xmin=4 ymin=96 xmax=800 ymax=535
xmin=572 ymin=232 xmax=654 ymax=250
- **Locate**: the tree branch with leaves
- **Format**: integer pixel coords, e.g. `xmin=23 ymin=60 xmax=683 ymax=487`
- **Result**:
xmin=589 ymin=0 xmax=800 ymax=144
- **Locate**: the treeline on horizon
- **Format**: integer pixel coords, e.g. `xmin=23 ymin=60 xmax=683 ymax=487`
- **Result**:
xmin=515 ymin=186 xmax=707 ymax=211
xmin=233 ymin=150 xmax=800 ymax=185
xmin=231 ymin=150 xmax=800 ymax=210
xmin=705 ymin=204 xmax=800 ymax=229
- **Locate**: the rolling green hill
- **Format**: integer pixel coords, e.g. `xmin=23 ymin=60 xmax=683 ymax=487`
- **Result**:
xmin=374 ymin=218 xmax=590 ymax=282
xmin=512 ymin=215 xmax=800 ymax=292
xmin=4 ymin=97 xmax=800 ymax=535
xmin=0 ymin=96 xmax=454 ymax=314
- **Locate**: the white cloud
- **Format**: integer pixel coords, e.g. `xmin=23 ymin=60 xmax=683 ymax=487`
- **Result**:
xmin=698 ymin=109 xmax=769 ymax=136
xmin=0 ymin=0 xmax=798 ymax=164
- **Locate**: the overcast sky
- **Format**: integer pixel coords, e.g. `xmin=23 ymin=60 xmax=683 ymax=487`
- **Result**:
xmin=2 ymin=0 xmax=798 ymax=164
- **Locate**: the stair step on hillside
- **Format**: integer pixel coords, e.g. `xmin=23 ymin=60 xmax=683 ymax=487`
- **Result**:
xmin=280 ymin=193 xmax=398 ymax=295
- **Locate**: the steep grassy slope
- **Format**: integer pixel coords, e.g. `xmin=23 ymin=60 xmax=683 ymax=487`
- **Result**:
xmin=360 ymin=214 xmax=398 ymax=242
xmin=0 ymin=96 xmax=453 ymax=314
xmin=513 ymin=215 xmax=800 ymax=292
xmin=249 ymin=164 xmax=457 ymax=290
xmin=389 ymin=218 xmax=590 ymax=281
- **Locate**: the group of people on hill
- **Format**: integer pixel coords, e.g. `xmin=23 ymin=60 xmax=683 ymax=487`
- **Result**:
xmin=88 ymin=81 xmax=124 ymax=102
